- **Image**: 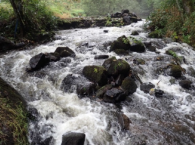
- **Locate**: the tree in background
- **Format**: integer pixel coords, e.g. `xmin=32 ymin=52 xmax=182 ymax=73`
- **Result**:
xmin=82 ymin=0 xmax=160 ymax=17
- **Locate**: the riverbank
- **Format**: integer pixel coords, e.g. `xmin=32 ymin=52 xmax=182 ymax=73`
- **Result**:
xmin=0 ymin=78 xmax=28 ymax=145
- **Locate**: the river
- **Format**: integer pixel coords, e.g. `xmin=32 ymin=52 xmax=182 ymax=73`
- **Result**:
xmin=0 ymin=20 xmax=195 ymax=145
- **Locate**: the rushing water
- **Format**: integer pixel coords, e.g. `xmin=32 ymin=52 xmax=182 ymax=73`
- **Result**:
xmin=0 ymin=20 xmax=195 ymax=145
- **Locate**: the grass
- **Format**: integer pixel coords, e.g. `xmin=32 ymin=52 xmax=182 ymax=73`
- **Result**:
xmin=0 ymin=97 xmax=28 ymax=145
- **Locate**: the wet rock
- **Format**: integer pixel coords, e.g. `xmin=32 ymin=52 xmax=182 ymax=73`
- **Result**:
xmin=29 ymin=53 xmax=50 ymax=70
xmin=83 ymin=65 xmax=107 ymax=86
xmin=170 ymin=65 xmax=182 ymax=78
xmin=110 ymin=35 xmax=130 ymax=52
xmin=102 ymin=57 xmax=117 ymax=70
xmin=155 ymin=89 xmax=164 ymax=97
xmin=179 ymin=80 xmax=192 ymax=89
xmin=111 ymin=12 xmax=122 ymax=18
xmin=103 ymin=30 xmax=109 ymax=33
xmin=61 ymin=74 xmax=77 ymax=93
xmin=46 ymin=52 xmax=60 ymax=62
xmin=118 ymin=113 xmax=131 ymax=130
xmin=96 ymin=84 xmax=112 ymax=98
xmin=114 ymin=49 xmax=129 ymax=55
xmin=144 ymin=42 xmax=156 ymax=52
xmin=61 ymin=74 xmax=95 ymax=94
xmin=169 ymin=78 xmax=176 ymax=84
xmin=129 ymin=37 xmax=145 ymax=53
xmin=40 ymin=136 xmax=54 ymax=145
xmin=131 ymin=31 xmax=139 ymax=35
xmin=133 ymin=58 xmax=145 ymax=65
xmin=122 ymin=9 xmax=130 ymax=15
xmin=140 ymin=82 xmax=155 ymax=93
xmin=121 ymin=77 xmax=137 ymax=95
xmin=123 ymin=16 xmax=131 ymax=24
xmin=130 ymin=17 xmax=138 ymax=23
xmin=94 ymin=55 xmax=109 ymax=59
xmin=107 ymin=59 xmax=131 ymax=77
xmin=27 ymin=108 xmax=39 ymax=121
xmin=77 ymin=82 xmax=96 ymax=97
xmin=61 ymin=132 xmax=85 ymax=145
xmin=55 ymin=47 xmax=76 ymax=58
xmin=116 ymin=74 xmax=125 ymax=86
xmin=187 ymin=67 xmax=195 ymax=78
xmin=103 ymin=88 xmax=126 ymax=103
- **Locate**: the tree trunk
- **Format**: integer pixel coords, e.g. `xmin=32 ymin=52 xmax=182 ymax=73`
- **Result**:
xmin=9 ymin=0 xmax=26 ymax=36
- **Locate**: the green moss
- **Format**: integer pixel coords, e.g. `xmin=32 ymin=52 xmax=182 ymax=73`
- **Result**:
xmin=166 ymin=50 xmax=182 ymax=63
xmin=171 ymin=65 xmax=182 ymax=78
xmin=114 ymin=49 xmax=129 ymax=55
xmin=83 ymin=65 xmax=107 ymax=86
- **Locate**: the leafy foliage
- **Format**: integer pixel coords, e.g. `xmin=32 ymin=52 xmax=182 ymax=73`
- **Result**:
xmin=148 ymin=0 xmax=195 ymax=46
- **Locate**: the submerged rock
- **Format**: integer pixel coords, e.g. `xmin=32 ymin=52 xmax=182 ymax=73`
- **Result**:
xmin=155 ymin=89 xmax=164 ymax=97
xmin=179 ymin=80 xmax=192 ymax=90
xmin=140 ymin=82 xmax=155 ymax=93
xmin=118 ymin=113 xmax=131 ymax=130
xmin=29 ymin=53 xmax=50 ymax=70
xmin=61 ymin=132 xmax=85 ymax=145
xmin=94 ymin=55 xmax=109 ymax=59
xmin=83 ymin=65 xmax=107 ymax=86
xmin=55 ymin=47 xmax=76 ymax=58
xmin=121 ymin=77 xmax=137 ymax=95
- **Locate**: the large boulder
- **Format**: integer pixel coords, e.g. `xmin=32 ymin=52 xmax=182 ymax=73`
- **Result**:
xmin=107 ymin=59 xmax=131 ymax=77
xmin=103 ymin=88 xmax=126 ymax=103
xmin=110 ymin=35 xmax=130 ymax=52
xmin=83 ymin=66 xmax=107 ymax=86
xmin=29 ymin=53 xmax=50 ymax=70
xmin=129 ymin=37 xmax=145 ymax=53
xmin=102 ymin=57 xmax=117 ymax=70
xmin=123 ymin=16 xmax=131 ymax=24
xmin=61 ymin=74 xmax=96 ymax=96
xmin=55 ymin=47 xmax=76 ymax=58
xmin=121 ymin=77 xmax=137 ymax=95
xmin=61 ymin=132 xmax=85 ymax=145
xmin=111 ymin=12 xmax=122 ymax=18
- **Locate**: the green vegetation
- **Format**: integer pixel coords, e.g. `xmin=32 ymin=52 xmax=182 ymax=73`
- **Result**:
xmin=148 ymin=0 xmax=195 ymax=46
xmin=166 ymin=50 xmax=183 ymax=63
xmin=0 ymin=98 xmax=28 ymax=145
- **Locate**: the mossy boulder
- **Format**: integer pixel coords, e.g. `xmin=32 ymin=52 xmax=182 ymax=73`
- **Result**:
xmin=133 ymin=58 xmax=145 ymax=65
xmin=107 ymin=59 xmax=131 ymax=77
xmin=170 ymin=65 xmax=183 ymax=78
xmin=102 ymin=57 xmax=117 ymax=70
xmin=55 ymin=47 xmax=76 ymax=58
xmin=121 ymin=77 xmax=137 ymax=95
xmin=110 ymin=35 xmax=130 ymax=52
xmin=83 ymin=66 xmax=107 ymax=86
xmin=129 ymin=37 xmax=145 ymax=53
